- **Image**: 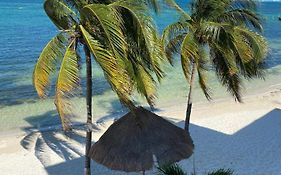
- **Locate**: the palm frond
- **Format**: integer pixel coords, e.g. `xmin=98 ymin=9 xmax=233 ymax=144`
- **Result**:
xmin=79 ymin=25 xmax=134 ymax=108
xmin=229 ymin=0 xmax=257 ymax=11
xmin=164 ymin=0 xmax=191 ymax=20
xmin=179 ymin=32 xmax=212 ymax=100
xmin=231 ymin=30 xmax=254 ymax=75
xmin=162 ymin=21 xmax=190 ymax=64
xmin=204 ymin=23 xmax=267 ymax=80
xmin=129 ymin=52 xmax=157 ymax=107
xmin=55 ymin=39 xmax=80 ymax=131
xmin=229 ymin=27 xmax=266 ymax=79
xmin=119 ymin=38 xmax=159 ymax=107
xmin=201 ymin=21 xmax=266 ymax=78
xmin=200 ymin=21 xmax=233 ymax=43
xmin=135 ymin=62 xmax=157 ymax=107
xmin=208 ymin=168 xmax=234 ymax=175
xmin=235 ymin=27 xmax=268 ymax=63
xmin=145 ymin=0 xmax=160 ymax=14
xmin=196 ymin=46 xmax=212 ymax=100
xmin=44 ymin=0 xmax=78 ymax=30
xmin=164 ymin=33 xmax=186 ymax=64
xmin=220 ymin=9 xmax=263 ymax=32
xmin=81 ymin=3 xmax=127 ymax=60
xmin=158 ymin=163 xmax=187 ymax=175
xmin=110 ymin=0 xmax=165 ymax=80
xmin=211 ymin=44 xmax=242 ymax=102
xmin=191 ymin=0 xmax=229 ymax=21
xmin=33 ymin=33 xmax=67 ymax=98
xmin=162 ymin=21 xmax=190 ymax=47
xmin=180 ymin=32 xmax=200 ymax=82
xmin=63 ymin=0 xmax=88 ymax=10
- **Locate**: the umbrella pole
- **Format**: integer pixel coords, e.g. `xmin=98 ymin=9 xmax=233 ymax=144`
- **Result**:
xmin=142 ymin=170 xmax=145 ymax=175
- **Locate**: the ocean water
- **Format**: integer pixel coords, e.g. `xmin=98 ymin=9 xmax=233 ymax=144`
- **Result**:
xmin=0 ymin=1 xmax=281 ymax=132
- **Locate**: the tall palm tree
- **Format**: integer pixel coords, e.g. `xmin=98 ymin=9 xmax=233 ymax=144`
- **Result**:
xmin=33 ymin=0 xmax=166 ymax=174
xmin=162 ymin=0 xmax=268 ymax=131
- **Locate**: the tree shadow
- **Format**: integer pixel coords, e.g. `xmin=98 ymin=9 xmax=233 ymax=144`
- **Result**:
xmin=42 ymin=108 xmax=281 ymax=175
xmin=20 ymin=110 xmax=101 ymax=168
xmin=20 ymin=102 xmax=151 ymax=175
xmin=21 ymin=130 xmax=85 ymax=165
xmin=20 ymin=105 xmax=281 ymax=175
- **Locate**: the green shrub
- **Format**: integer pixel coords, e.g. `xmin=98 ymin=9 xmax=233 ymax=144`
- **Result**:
xmin=157 ymin=163 xmax=234 ymax=175
xmin=207 ymin=169 xmax=234 ymax=175
xmin=157 ymin=163 xmax=187 ymax=175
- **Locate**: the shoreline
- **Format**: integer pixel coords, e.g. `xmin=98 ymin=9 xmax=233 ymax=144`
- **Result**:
xmin=1 ymin=63 xmax=281 ymax=134
xmin=1 ymin=78 xmax=281 ymax=137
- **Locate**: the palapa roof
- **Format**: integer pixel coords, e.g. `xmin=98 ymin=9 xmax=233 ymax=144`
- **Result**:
xmin=89 ymin=107 xmax=194 ymax=172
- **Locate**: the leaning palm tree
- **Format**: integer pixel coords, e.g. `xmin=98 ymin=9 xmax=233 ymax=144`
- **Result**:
xmin=162 ymin=0 xmax=268 ymax=131
xmin=33 ymin=0 xmax=166 ymax=174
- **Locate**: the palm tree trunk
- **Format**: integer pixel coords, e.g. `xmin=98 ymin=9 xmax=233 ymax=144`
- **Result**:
xmin=84 ymin=45 xmax=92 ymax=175
xmin=184 ymin=62 xmax=196 ymax=132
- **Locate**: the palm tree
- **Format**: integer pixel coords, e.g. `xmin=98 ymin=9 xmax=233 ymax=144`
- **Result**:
xmin=162 ymin=0 xmax=268 ymax=131
xmin=33 ymin=0 xmax=166 ymax=174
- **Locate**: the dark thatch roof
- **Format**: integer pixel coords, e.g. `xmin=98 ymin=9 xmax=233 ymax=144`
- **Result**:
xmin=89 ymin=107 xmax=194 ymax=172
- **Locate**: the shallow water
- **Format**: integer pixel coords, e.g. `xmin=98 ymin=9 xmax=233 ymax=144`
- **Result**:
xmin=0 ymin=1 xmax=281 ymax=132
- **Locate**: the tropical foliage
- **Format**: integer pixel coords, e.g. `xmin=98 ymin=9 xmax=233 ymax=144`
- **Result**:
xmin=158 ymin=163 xmax=187 ymax=175
xmin=208 ymin=169 xmax=234 ymax=175
xmin=162 ymin=0 xmax=268 ymax=131
xmin=158 ymin=163 xmax=234 ymax=175
xmin=33 ymin=0 xmax=167 ymax=130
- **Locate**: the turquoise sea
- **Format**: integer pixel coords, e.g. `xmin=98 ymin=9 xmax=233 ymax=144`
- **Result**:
xmin=0 ymin=0 xmax=281 ymax=132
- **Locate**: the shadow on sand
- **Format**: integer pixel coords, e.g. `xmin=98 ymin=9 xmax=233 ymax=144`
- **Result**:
xmin=20 ymin=110 xmax=101 ymax=167
xmin=21 ymin=108 xmax=281 ymax=175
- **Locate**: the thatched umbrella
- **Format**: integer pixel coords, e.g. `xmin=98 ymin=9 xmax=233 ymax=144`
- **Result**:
xmin=89 ymin=107 xmax=194 ymax=173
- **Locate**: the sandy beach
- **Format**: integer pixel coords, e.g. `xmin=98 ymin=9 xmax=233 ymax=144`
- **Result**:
xmin=1 ymin=0 xmax=281 ymax=175
xmin=1 ymin=84 xmax=280 ymax=175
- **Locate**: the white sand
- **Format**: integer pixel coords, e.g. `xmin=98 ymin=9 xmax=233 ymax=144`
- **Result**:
xmin=0 ymin=86 xmax=281 ymax=175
